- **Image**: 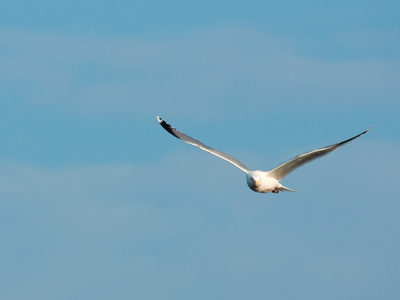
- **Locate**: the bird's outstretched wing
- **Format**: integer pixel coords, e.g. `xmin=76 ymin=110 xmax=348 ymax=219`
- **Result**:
xmin=157 ymin=116 xmax=250 ymax=173
xmin=268 ymin=127 xmax=372 ymax=180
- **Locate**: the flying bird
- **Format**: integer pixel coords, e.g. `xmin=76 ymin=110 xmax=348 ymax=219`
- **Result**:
xmin=157 ymin=116 xmax=372 ymax=194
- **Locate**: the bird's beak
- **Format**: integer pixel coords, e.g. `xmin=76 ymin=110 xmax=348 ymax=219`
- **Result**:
xmin=255 ymin=180 xmax=259 ymax=186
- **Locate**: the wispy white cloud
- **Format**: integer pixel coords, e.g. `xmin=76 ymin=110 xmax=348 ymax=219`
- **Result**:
xmin=1 ymin=27 xmax=398 ymax=119
xmin=0 ymin=137 xmax=399 ymax=298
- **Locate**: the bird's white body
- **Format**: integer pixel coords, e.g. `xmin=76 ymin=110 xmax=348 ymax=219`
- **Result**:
xmin=246 ymin=170 xmax=295 ymax=193
xmin=157 ymin=116 xmax=372 ymax=194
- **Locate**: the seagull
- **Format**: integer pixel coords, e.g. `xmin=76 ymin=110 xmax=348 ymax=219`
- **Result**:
xmin=157 ymin=116 xmax=372 ymax=194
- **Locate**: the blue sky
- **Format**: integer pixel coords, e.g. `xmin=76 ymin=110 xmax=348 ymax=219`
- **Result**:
xmin=1 ymin=1 xmax=399 ymax=299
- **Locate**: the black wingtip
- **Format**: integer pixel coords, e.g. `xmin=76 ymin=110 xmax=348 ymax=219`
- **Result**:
xmin=362 ymin=126 xmax=373 ymax=136
xmin=156 ymin=116 xmax=179 ymax=139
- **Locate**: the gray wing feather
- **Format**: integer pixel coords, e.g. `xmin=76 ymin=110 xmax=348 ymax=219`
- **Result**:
xmin=269 ymin=127 xmax=372 ymax=180
xmin=157 ymin=116 xmax=250 ymax=173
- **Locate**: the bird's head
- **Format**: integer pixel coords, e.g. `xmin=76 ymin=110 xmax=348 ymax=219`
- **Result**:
xmin=252 ymin=177 xmax=260 ymax=186
xmin=246 ymin=171 xmax=262 ymax=190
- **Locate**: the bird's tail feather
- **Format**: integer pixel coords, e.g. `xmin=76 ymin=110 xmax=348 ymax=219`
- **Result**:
xmin=280 ymin=185 xmax=297 ymax=192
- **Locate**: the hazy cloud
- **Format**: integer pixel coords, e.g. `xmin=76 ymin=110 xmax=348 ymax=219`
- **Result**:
xmin=0 ymin=137 xmax=399 ymax=299
xmin=1 ymin=27 xmax=398 ymax=119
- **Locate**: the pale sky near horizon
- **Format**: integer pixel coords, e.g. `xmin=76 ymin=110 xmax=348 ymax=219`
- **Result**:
xmin=1 ymin=1 xmax=399 ymax=299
